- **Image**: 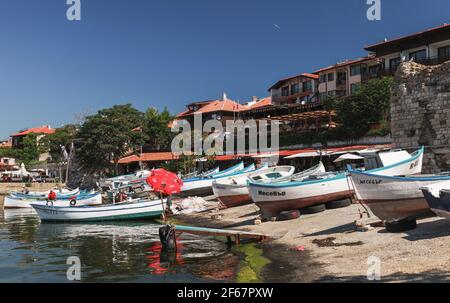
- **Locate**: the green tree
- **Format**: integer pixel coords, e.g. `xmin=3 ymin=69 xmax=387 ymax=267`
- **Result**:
xmin=45 ymin=124 xmax=78 ymax=163
xmin=76 ymin=104 xmax=146 ymax=174
xmin=12 ymin=133 xmax=47 ymax=166
xmin=333 ymin=77 xmax=393 ymax=138
xmin=143 ymin=107 xmax=175 ymax=151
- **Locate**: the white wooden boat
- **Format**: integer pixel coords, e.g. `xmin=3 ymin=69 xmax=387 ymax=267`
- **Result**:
xmin=4 ymin=192 xmax=102 ymax=209
xmin=31 ymin=198 xmax=165 ymax=222
xmin=421 ymin=181 xmax=450 ymax=220
xmin=249 ymin=147 xmax=424 ymax=218
xmin=349 ymin=170 xmax=448 ymax=221
xmin=180 ymin=162 xmax=253 ymax=197
xmin=213 ymin=165 xmax=302 ymax=208
xmin=11 ymin=188 xmax=80 ymax=199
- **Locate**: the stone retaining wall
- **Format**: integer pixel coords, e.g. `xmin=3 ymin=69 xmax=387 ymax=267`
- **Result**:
xmin=391 ymin=61 xmax=450 ymax=173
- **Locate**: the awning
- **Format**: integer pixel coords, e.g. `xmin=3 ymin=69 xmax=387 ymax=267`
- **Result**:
xmin=284 ymin=151 xmax=331 ymax=159
xmin=333 ymin=153 xmax=364 ymax=163
xmin=252 ymin=153 xmax=279 ymax=159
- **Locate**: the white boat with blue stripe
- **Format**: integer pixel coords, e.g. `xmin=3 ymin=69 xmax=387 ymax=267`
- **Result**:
xmin=249 ymin=147 xmax=424 ymax=218
xmin=180 ymin=162 xmax=257 ymax=196
xmin=31 ymin=198 xmax=165 ymax=222
xmin=349 ymin=169 xmax=449 ymax=221
xmin=4 ymin=192 xmax=102 ymax=209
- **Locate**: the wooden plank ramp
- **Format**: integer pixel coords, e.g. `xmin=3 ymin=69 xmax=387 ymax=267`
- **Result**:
xmin=173 ymin=224 xmax=270 ymax=245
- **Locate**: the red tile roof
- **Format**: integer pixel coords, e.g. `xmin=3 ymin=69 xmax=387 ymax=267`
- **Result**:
xmin=118 ymin=144 xmax=393 ymax=164
xmin=196 ymin=99 xmax=247 ymax=113
xmin=118 ymin=152 xmax=179 ymax=164
xmin=11 ymin=125 xmax=55 ymax=137
xmin=246 ymin=97 xmax=272 ymax=110
xmin=176 ymin=98 xmax=248 ymax=118
xmin=313 ymin=56 xmax=377 ymax=74
xmin=365 ymin=23 xmax=450 ymax=51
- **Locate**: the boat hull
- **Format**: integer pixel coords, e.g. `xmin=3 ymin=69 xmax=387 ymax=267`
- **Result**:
xmin=249 ymin=147 xmax=425 ymax=218
xmin=4 ymin=193 xmax=103 ymax=209
xmin=257 ymin=190 xmax=350 ymax=219
xmin=421 ymin=186 xmax=450 ymax=220
xmin=350 ymin=172 xmax=446 ymax=221
xmin=180 ymin=164 xmax=254 ymax=197
xmin=31 ymin=200 xmax=164 ymax=222
xmin=250 ymin=175 xmax=353 ymax=218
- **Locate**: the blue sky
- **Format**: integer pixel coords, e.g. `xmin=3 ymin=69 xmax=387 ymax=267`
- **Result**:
xmin=0 ymin=0 xmax=449 ymax=139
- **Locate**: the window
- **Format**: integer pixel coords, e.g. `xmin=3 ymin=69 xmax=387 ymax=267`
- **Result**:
xmin=438 ymin=45 xmax=450 ymax=58
xmin=350 ymin=65 xmax=361 ymax=76
xmin=319 ymin=74 xmax=327 ymax=83
xmin=291 ymin=83 xmax=300 ymax=95
xmin=327 ymin=72 xmax=334 ymax=82
xmin=281 ymin=86 xmax=289 ymax=96
xmin=368 ymin=65 xmax=381 ymax=76
xmin=319 ymin=92 xmax=328 ymax=101
xmin=303 ymin=80 xmax=312 ymax=92
xmin=389 ymin=57 xmax=402 ymax=70
xmin=350 ymin=83 xmax=360 ymax=94
xmin=409 ymin=49 xmax=427 ymax=61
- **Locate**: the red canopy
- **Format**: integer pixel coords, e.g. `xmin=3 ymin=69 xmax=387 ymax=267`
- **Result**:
xmin=146 ymin=169 xmax=183 ymax=195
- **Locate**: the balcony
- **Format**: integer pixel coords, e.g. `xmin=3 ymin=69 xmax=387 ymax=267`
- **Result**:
xmin=272 ymin=91 xmax=313 ymax=105
xmin=414 ymin=54 xmax=450 ymax=66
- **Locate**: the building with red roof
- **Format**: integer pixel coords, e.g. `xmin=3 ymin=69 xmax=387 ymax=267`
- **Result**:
xmin=365 ymin=23 xmax=450 ymax=73
xmin=268 ymin=73 xmax=319 ymax=106
xmin=10 ymin=125 xmax=55 ymax=149
xmin=314 ymin=55 xmax=382 ymax=100
xmin=174 ymin=94 xmax=249 ymax=129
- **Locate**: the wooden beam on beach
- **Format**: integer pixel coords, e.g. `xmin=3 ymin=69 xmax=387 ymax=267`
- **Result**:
xmin=172 ymin=224 xmax=270 ymax=245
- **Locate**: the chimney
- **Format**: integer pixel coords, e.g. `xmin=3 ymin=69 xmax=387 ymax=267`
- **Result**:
xmin=252 ymin=96 xmax=259 ymax=102
xmin=222 ymin=92 xmax=228 ymax=101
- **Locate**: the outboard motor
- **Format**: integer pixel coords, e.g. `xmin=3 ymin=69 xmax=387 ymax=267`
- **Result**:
xmin=159 ymin=224 xmax=177 ymax=252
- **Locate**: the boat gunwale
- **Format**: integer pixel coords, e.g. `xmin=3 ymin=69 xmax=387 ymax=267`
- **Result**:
xmin=249 ymin=147 xmax=424 ymax=189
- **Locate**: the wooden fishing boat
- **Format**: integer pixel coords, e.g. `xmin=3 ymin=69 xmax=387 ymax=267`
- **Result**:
xmin=213 ymin=165 xmax=311 ymax=208
xmin=249 ymin=147 xmax=424 ymax=219
xmin=182 ymin=166 xmax=220 ymax=179
xmin=349 ymin=170 xmax=448 ymax=221
xmin=11 ymin=188 xmax=80 ymax=199
xmin=421 ymin=181 xmax=450 ymax=220
xmin=31 ymin=198 xmax=165 ymax=222
xmin=4 ymin=192 xmax=102 ymax=209
xmin=106 ymin=180 xmax=153 ymax=202
xmin=180 ymin=162 xmax=253 ymax=197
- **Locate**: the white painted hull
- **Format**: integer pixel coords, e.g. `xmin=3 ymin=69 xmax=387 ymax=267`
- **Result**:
xmin=213 ymin=166 xmax=297 ymax=208
xmin=249 ymin=147 xmax=424 ymax=218
xmin=249 ymin=174 xmax=351 ymax=218
xmin=181 ymin=164 xmax=253 ymax=196
xmin=4 ymin=193 xmax=103 ymax=209
xmin=31 ymin=199 xmax=165 ymax=222
xmin=349 ymin=172 xmax=446 ymax=221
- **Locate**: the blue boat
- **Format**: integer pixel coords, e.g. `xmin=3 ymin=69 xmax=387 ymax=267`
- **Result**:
xmin=421 ymin=182 xmax=450 ymax=220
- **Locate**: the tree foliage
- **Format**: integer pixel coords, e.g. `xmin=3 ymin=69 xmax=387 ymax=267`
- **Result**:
xmin=143 ymin=107 xmax=175 ymax=151
xmin=332 ymin=77 xmax=393 ymax=138
xmin=8 ymin=134 xmax=47 ymax=167
xmin=76 ymin=104 xmax=146 ymax=173
xmin=44 ymin=124 xmax=78 ymax=162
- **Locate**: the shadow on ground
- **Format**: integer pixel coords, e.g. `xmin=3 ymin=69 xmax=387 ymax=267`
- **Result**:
xmin=315 ymin=269 xmax=450 ymax=283
xmin=304 ymin=222 xmax=356 ymax=237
